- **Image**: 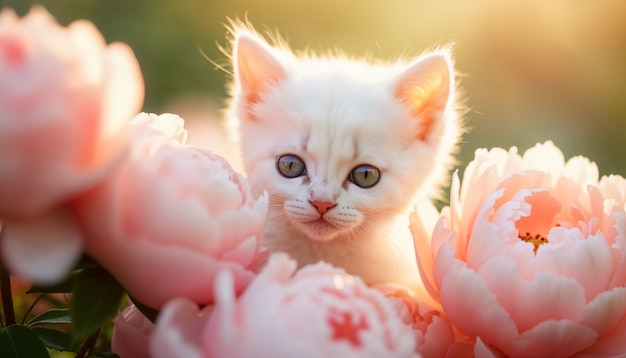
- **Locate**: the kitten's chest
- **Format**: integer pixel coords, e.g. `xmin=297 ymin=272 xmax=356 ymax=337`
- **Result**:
xmin=261 ymin=219 xmax=422 ymax=290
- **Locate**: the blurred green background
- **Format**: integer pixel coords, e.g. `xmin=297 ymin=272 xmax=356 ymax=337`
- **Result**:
xmin=4 ymin=0 xmax=626 ymax=177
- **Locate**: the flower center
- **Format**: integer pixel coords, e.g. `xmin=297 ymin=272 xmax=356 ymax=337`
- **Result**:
xmin=328 ymin=311 xmax=368 ymax=347
xmin=518 ymin=231 xmax=549 ymax=254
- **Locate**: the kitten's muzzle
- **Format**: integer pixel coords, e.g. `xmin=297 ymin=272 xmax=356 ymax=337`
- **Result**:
xmin=309 ymin=200 xmax=336 ymax=215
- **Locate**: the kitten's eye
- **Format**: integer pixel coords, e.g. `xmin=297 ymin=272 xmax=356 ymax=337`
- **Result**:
xmin=349 ymin=164 xmax=380 ymax=188
xmin=277 ymin=154 xmax=306 ymax=178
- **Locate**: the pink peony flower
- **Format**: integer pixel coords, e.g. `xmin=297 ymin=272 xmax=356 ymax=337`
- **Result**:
xmin=74 ymin=113 xmax=268 ymax=309
xmin=412 ymin=141 xmax=626 ymax=357
xmin=0 ymin=6 xmax=143 ymax=283
xmin=150 ymin=253 xmax=419 ymax=358
xmin=374 ymin=284 xmax=459 ymax=358
xmin=111 ymin=305 xmax=155 ymax=358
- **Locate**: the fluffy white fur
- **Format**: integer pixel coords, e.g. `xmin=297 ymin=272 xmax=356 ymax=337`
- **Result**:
xmin=226 ymin=26 xmax=463 ymax=290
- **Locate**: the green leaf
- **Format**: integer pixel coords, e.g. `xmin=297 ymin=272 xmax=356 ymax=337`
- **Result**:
xmin=0 ymin=325 xmax=50 ymax=358
xmin=31 ymin=327 xmax=75 ymax=352
xmin=71 ymin=267 xmax=124 ymax=342
xmin=26 ymin=309 xmax=72 ymax=326
xmin=26 ymin=277 xmax=75 ymax=294
xmin=26 ymin=255 xmax=100 ymax=294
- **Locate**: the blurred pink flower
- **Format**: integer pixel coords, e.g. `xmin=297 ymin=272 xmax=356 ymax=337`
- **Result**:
xmin=75 ymin=113 xmax=268 ymax=309
xmin=374 ymin=284 xmax=461 ymax=358
xmin=150 ymin=253 xmax=419 ymax=358
xmin=112 ymin=304 xmax=155 ymax=358
xmin=0 ymin=6 xmax=143 ymax=283
xmin=412 ymin=141 xmax=626 ymax=357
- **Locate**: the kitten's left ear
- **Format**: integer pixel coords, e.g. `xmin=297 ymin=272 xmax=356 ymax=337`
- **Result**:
xmin=393 ymin=52 xmax=454 ymax=141
xmin=234 ymin=31 xmax=286 ymax=109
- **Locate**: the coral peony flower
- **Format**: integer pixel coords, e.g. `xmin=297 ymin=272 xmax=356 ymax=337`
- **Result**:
xmin=150 ymin=253 xmax=419 ymax=358
xmin=75 ymin=113 xmax=268 ymax=309
xmin=0 ymin=6 xmax=143 ymax=283
xmin=412 ymin=141 xmax=626 ymax=357
xmin=111 ymin=305 xmax=155 ymax=358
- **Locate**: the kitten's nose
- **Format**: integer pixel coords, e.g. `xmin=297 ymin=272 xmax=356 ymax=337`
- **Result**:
xmin=309 ymin=200 xmax=336 ymax=215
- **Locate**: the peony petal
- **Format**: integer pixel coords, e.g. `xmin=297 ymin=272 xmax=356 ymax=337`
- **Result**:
xmin=477 ymin=257 xmax=586 ymax=333
xmin=456 ymin=166 xmax=502 ymax=258
xmin=150 ymin=298 xmax=207 ymax=358
xmin=608 ymin=212 xmax=626 ymax=289
xmin=474 ymin=337 xmax=506 ymax=358
xmin=535 ymin=231 xmax=614 ymax=302
xmin=521 ymin=141 xmax=565 ymax=179
xmin=85 ymin=236 xmax=255 ymax=308
xmin=576 ymin=314 xmax=626 ymax=357
xmin=410 ymin=211 xmax=441 ymax=301
xmin=1 ymin=208 xmax=82 ymax=284
xmin=514 ymin=189 xmax=561 ymax=239
xmin=100 ymin=42 xmax=144 ymax=143
xmin=417 ymin=315 xmax=455 ymax=358
xmin=465 ymin=189 xmax=522 ymax=270
xmin=445 ymin=341 xmax=475 ymax=358
xmin=203 ymin=270 xmax=238 ymax=357
xmin=507 ymin=320 xmax=597 ymax=357
xmin=436 ymin=248 xmax=519 ymax=347
xmin=577 ymin=287 xmax=626 ymax=336
xmin=598 ymin=175 xmax=626 ymax=207
xmin=563 ymin=155 xmax=599 ymax=187
xmin=585 ymin=185 xmax=605 ymax=233
xmin=111 ymin=305 xmax=154 ymax=358
xmin=246 ymin=245 xmax=270 ymax=273
xmin=220 ymin=236 xmax=258 ymax=265
xmin=494 ymin=171 xmax=547 ymax=212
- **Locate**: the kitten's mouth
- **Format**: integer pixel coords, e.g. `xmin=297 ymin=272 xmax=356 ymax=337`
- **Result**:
xmin=301 ymin=218 xmax=341 ymax=241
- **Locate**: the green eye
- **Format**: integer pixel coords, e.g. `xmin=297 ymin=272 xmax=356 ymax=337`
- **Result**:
xmin=277 ymin=154 xmax=306 ymax=178
xmin=349 ymin=164 xmax=380 ymax=188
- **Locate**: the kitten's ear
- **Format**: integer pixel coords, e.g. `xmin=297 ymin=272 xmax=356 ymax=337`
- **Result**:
xmin=234 ymin=32 xmax=286 ymax=108
xmin=393 ymin=52 xmax=454 ymax=141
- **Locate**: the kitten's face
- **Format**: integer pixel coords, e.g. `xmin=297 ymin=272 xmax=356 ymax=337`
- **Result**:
xmin=229 ymin=31 xmax=459 ymax=243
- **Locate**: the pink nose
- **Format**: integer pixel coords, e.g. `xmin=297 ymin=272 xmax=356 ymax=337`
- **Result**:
xmin=310 ymin=200 xmax=336 ymax=215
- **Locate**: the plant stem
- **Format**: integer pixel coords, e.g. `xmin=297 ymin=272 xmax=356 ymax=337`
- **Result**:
xmin=75 ymin=327 xmax=101 ymax=358
xmin=20 ymin=293 xmax=44 ymax=325
xmin=0 ymin=226 xmax=15 ymax=327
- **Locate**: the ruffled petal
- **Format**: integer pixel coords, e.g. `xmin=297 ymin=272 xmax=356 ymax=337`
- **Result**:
xmin=534 ymin=231 xmax=614 ymax=301
xmin=436 ymin=248 xmax=519 ymax=347
xmin=477 ymin=257 xmax=586 ymax=333
xmin=507 ymin=320 xmax=597 ymax=358
xmin=521 ymin=141 xmax=565 ymax=179
xmin=474 ymin=337 xmax=506 ymax=358
xmin=577 ymin=287 xmax=626 ymax=336
xmin=203 ymin=270 xmax=238 ymax=356
xmin=149 ymin=298 xmax=207 ymax=358
xmin=608 ymin=212 xmax=626 ymax=288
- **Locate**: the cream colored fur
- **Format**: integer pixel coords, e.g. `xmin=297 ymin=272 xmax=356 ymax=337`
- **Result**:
xmin=225 ymin=26 xmax=463 ymax=290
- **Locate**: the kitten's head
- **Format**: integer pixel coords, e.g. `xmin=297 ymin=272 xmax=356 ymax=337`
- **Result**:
xmin=227 ymin=27 xmax=462 ymax=242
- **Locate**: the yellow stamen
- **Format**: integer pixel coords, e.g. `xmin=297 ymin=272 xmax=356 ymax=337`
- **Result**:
xmin=518 ymin=232 xmax=548 ymax=254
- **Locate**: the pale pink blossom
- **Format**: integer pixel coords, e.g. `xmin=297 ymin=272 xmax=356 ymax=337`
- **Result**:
xmin=374 ymin=283 xmax=460 ymax=358
xmin=412 ymin=141 xmax=626 ymax=357
xmin=150 ymin=253 xmax=419 ymax=358
xmin=0 ymin=6 xmax=143 ymax=283
xmin=74 ymin=113 xmax=268 ymax=309
xmin=111 ymin=305 xmax=155 ymax=358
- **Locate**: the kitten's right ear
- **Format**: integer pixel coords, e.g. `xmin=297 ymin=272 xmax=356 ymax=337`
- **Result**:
xmin=234 ymin=32 xmax=286 ymax=108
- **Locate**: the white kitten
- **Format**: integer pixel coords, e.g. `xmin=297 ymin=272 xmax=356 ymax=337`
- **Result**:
xmin=226 ymin=27 xmax=462 ymax=291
